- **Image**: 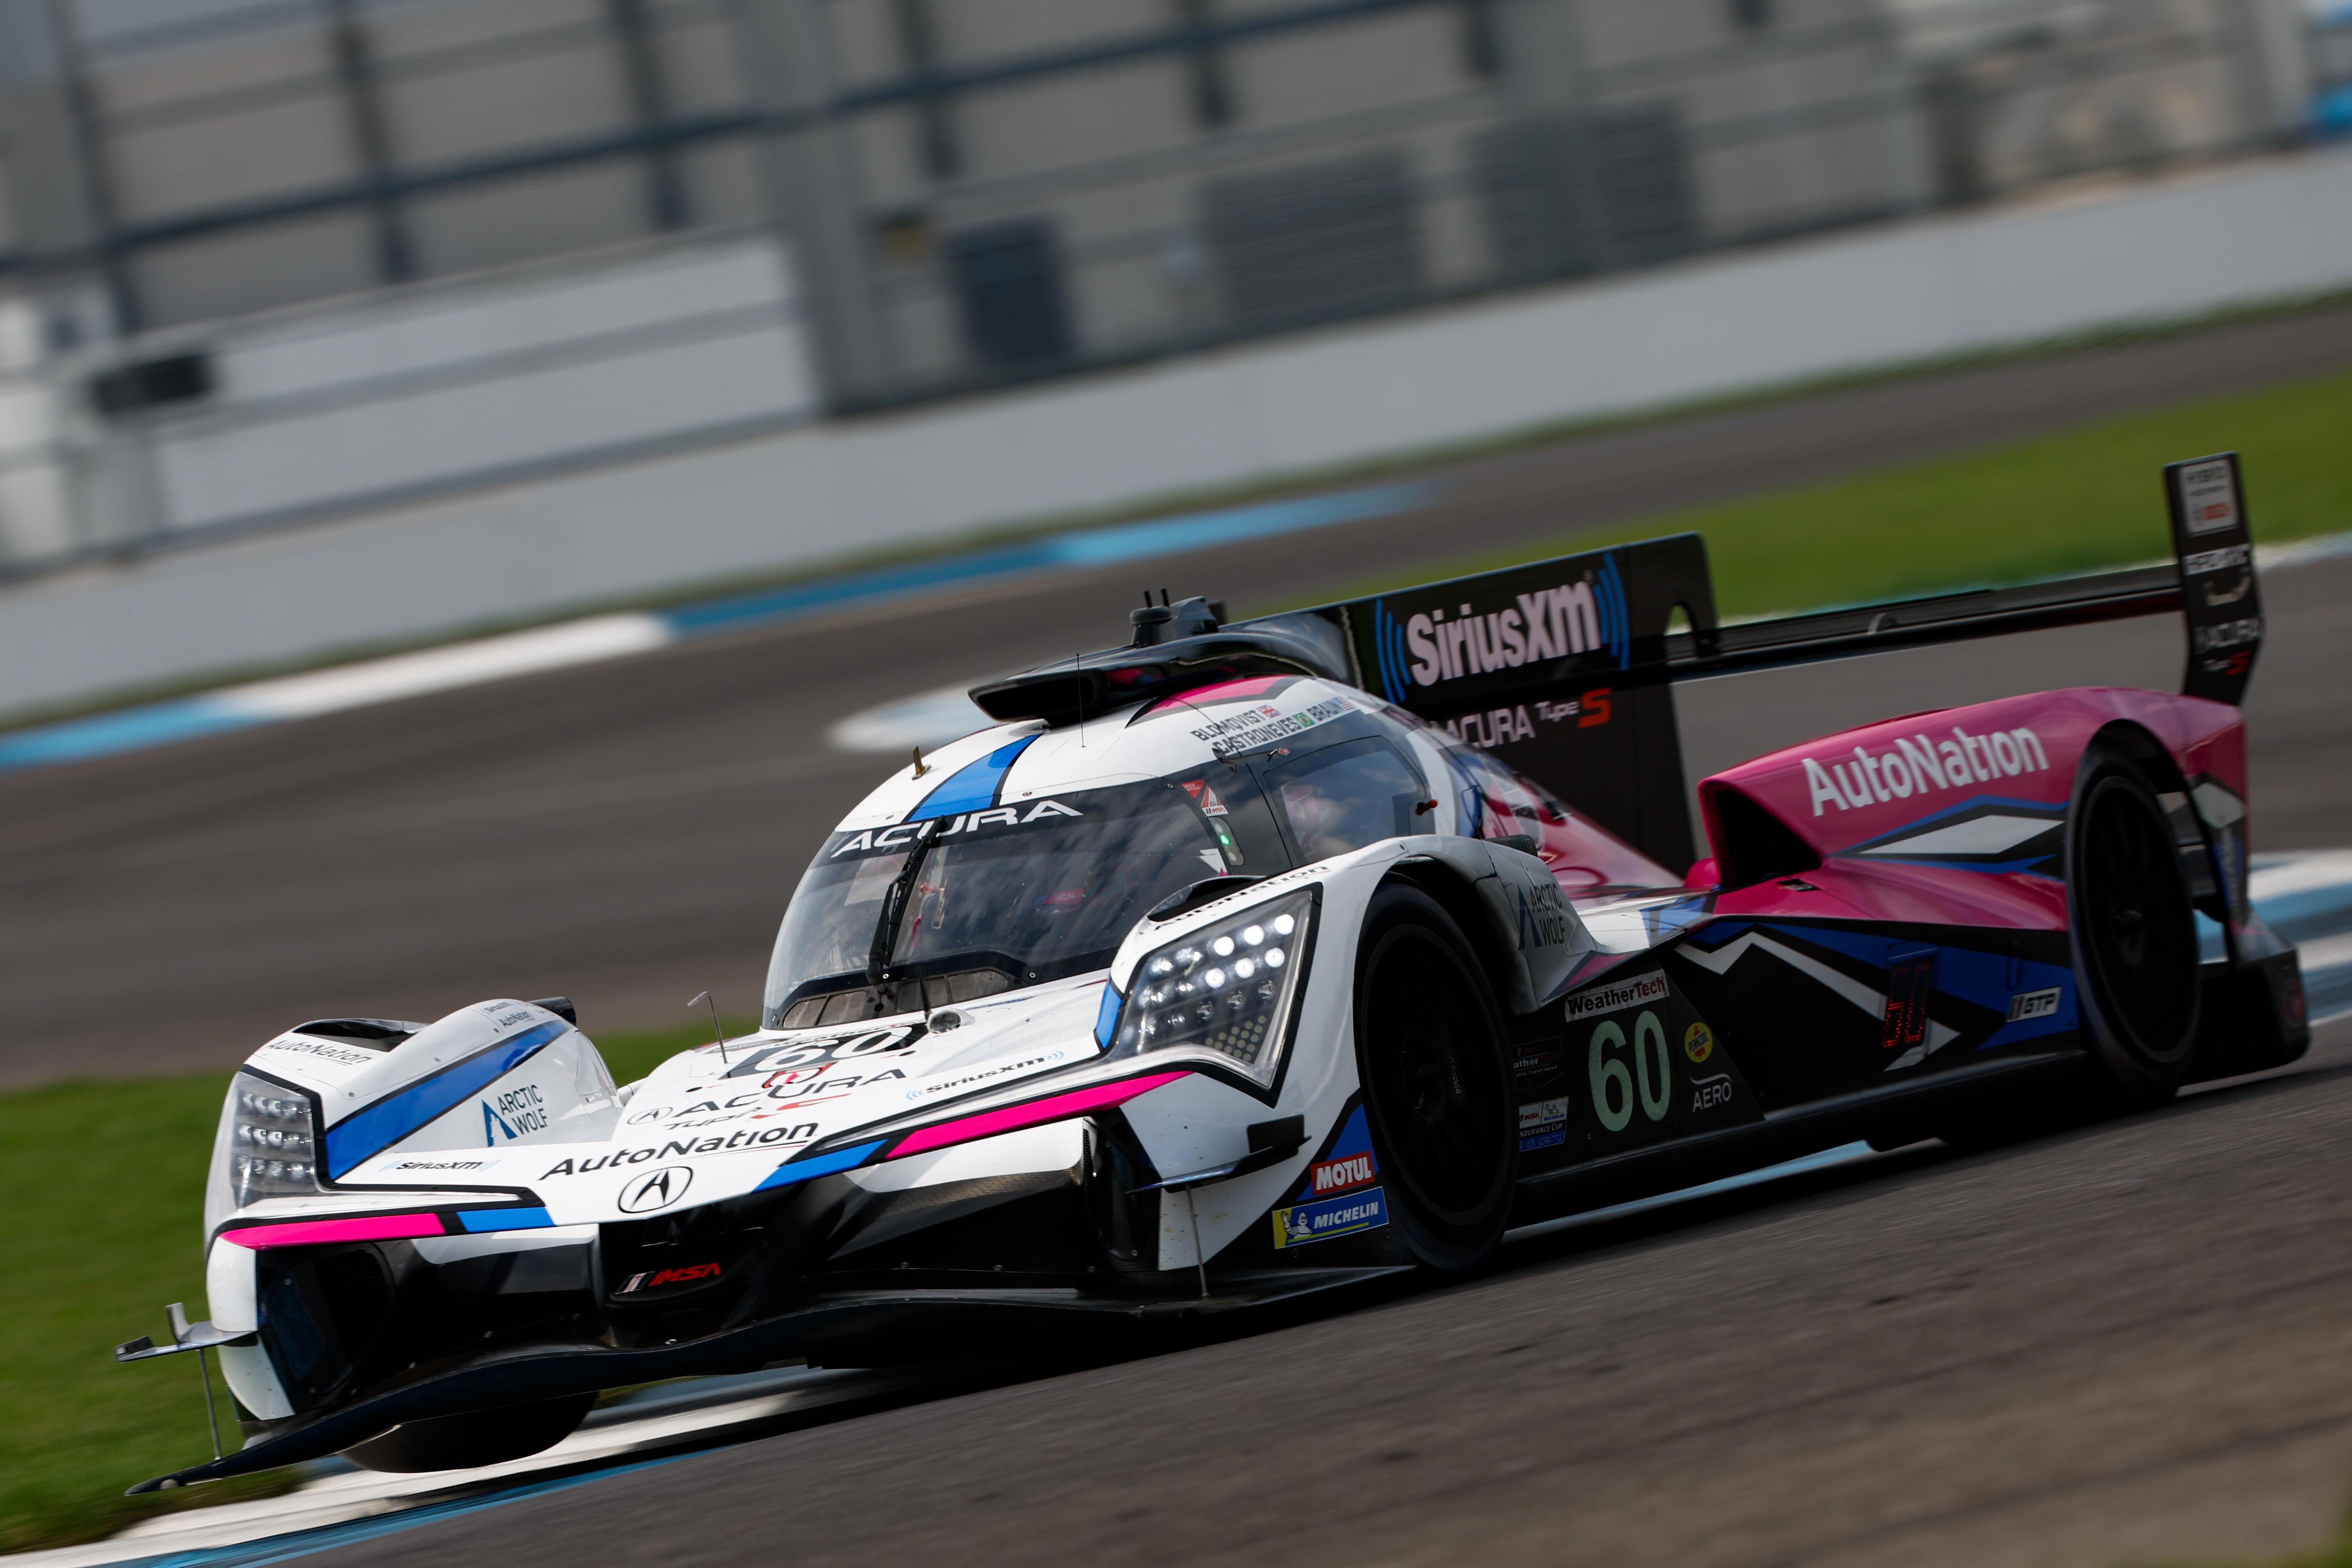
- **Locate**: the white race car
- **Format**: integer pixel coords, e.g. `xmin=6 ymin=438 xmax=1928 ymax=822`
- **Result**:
xmin=117 ymin=462 xmax=2307 ymax=1490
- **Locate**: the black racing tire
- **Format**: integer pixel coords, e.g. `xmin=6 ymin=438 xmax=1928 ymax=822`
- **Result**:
xmin=342 ymin=1392 xmax=595 ymax=1473
xmin=2068 ymin=742 xmax=2200 ymax=1110
xmin=1353 ymin=883 xmax=1516 ymax=1272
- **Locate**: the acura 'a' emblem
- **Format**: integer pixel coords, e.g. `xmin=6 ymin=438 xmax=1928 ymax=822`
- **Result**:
xmin=618 ymin=1165 xmax=693 ymax=1213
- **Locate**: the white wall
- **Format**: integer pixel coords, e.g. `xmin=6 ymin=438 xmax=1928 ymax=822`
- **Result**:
xmin=148 ymin=236 xmax=813 ymax=530
xmin=7 ymin=144 xmax=2352 ymax=716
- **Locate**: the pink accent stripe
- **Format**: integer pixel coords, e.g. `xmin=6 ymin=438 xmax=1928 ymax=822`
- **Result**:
xmin=219 ymin=1212 xmax=448 ymax=1249
xmin=890 ymin=1071 xmax=1191 ymax=1159
xmin=1147 ymin=675 xmax=1285 ymax=713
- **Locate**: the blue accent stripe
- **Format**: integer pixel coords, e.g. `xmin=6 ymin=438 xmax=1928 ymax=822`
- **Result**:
xmin=754 ymin=1138 xmax=886 ymax=1191
xmin=1857 ymin=855 xmax=2061 ymax=878
xmin=0 ymin=483 xmax=1430 ymax=780
xmin=1766 ymin=924 xmax=1897 ymax=965
xmin=456 ymin=1206 xmax=555 ymax=1233
xmin=1847 ymin=793 xmax=2064 ymax=843
xmin=112 ymin=1455 xmax=686 ymax=1567
xmin=1375 ymin=601 xmax=1411 ymax=705
xmin=324 ymin=1020 xmax=570 ymax=1178
xmin=660 ymin=484 xmax=1428 ymax=639
xmin=909 ymin=735 xmax=1035 ymax=820
xmin=1093 ymin=981 xmax=1122 ymax=1049
xmin=0 ymin=698 xmax=265 ymax=771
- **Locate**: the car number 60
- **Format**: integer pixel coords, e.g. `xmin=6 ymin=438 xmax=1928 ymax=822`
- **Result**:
xmin=1589 ymin=1010 xmax=1673 ymax=1132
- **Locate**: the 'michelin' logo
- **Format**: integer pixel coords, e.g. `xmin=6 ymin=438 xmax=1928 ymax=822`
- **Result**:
xmin=1371 ymin=555 xmax=1631 ymax=704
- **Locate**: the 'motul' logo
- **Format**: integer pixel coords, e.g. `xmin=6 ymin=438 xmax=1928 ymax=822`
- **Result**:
xmin=618 ymin=1165 xmax=693 ymax=1213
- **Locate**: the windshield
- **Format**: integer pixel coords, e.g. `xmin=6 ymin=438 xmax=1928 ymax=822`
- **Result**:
xmin=1260 ymin=736 xmax=1429 ymax=864
xmin=765 ymin=770 xmax=1279 ymax=1029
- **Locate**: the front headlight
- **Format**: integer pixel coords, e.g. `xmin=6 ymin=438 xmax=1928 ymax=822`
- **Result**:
xmin=206 ymin=1072 xmax=326 ymax=1233
xmin=1113 ymin=888 xmax=1316 ymax=1088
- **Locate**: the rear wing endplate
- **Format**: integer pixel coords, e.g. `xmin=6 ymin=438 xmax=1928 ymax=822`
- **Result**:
xmin=1273 ymin=454 xmax=2262 ymax=872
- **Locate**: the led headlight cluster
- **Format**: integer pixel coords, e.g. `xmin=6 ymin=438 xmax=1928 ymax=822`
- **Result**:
xmin=1113 ymin=888 xmax=1315 ymax=1087
xmin=224 ymin=1072 xmax=323 ymax=1205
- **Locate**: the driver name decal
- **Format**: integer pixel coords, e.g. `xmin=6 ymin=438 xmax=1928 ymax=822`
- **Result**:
xmin=1188 ymin=696 xmax=1352 ymax=756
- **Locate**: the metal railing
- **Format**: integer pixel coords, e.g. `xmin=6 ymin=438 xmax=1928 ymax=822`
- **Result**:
xmin=0 ymin=0 xmax=2313 ymax=568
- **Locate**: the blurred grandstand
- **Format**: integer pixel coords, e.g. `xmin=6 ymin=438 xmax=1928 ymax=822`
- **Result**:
xmin=0 ymin=0 xmax=2326 ymax=574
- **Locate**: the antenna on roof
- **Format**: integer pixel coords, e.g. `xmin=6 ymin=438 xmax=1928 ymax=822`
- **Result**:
xmin=689 ymin=990 xmax=730 ymax=1064
xmin=911 ymin=744 xmax=927 ymax=778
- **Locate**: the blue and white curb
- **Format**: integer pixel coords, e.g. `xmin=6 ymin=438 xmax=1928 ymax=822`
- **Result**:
xmin=0 ymin=1367 xmax=850 ymax=1568
xmin=2252 ymin=851 xmax=2352 ymax=1021
xmin=0 ymin=484 xmax=1429 ymax=776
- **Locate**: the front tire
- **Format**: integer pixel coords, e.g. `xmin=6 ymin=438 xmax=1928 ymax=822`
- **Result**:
xmin=1353 ymin=884 xmax=1516 ymax=1272
xmin=343 ymin=1392 xmax=595 ymax=1473
xmin=2069 ymin=743 xmax=2200 ymax=1110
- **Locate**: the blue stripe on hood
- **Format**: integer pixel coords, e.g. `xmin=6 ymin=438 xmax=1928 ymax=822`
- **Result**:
xmin=325 ymin=1020 xmax=570 ymax=1178
xmin=755 ymin=1139 xmax=886 ymax=1190
xmin=908 ymin=734 xmax=1035 ymax=821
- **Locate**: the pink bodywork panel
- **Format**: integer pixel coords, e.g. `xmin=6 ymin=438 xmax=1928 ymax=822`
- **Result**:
xmin=1711 ymin=859 xmax=2071 ymax=928
xmin=1145 ymin=675 xmax=1292 ymax=713
xmin=888 ymin=1070 xmax=1191 ymax=1159
xmin=220 ymin=1211 xmax=447 ymax=1249
xmin=1684 ymin=687 xmax=2245 ymax=932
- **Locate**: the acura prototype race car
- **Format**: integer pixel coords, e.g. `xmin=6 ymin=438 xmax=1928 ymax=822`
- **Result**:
xmin=118 ymin=454 xmax=2308 ymax=1489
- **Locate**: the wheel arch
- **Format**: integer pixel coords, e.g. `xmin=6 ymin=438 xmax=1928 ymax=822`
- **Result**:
xmin=2077 ymin=717 xmax=2222 ymax=918
xmin=2066 ymin=724 xmax=2203 ymax=1105
xmin=1382 ymin=856 xmax=1527 ymax=1016
xmin=2081 ymin=718 xmax=2190 ymax=798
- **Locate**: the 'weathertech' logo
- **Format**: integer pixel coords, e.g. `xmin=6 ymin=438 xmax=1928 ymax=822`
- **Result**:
xmin=1565 ymin=972 xmax=1668 ymax=1020
xmin=1804 ymin=725 xmax=2047 ymax=816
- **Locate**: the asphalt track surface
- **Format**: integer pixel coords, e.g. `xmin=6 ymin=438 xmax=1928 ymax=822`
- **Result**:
xmin=8 ymin=311 xmax=2352 ymax=1567
xmin=6 ymin=304 xmax=2352 ymax=1086
xmin=291 ymin=1014 xmax=2352 ymax=1568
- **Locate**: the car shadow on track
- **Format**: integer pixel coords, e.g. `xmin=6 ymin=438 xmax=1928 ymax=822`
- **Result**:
xmin=1398 ymin=1031 xmax=2352 ymax=1318
xmin=253 ymin=1035 xmax=2352 ymax=1553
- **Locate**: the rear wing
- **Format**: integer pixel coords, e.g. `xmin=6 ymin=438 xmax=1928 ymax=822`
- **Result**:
xmin=1270 ymin=453 xmax=2263 ymax=873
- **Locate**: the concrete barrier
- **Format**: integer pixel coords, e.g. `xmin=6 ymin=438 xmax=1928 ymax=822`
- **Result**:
xmin=8 ymin=145 xmax=2352 ymax=718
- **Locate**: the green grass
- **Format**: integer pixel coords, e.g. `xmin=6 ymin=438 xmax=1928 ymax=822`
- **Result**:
xmin=1302 ymin=363 xmax=2352 ymax=621
xmin=0 ymin=1017 xmax=746 ymax=1553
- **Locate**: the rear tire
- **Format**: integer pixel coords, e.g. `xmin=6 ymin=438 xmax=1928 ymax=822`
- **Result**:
xmin=1934 ymin=743 xmax=2199 ymax=1149
xmin=2069 ymin=743 xmax=2199 ymax=1110
xmin=343 ymin=1392 xmax=594 ymax=1473
xmin=1353 ymin=884 xmax=1515 ymax=1272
